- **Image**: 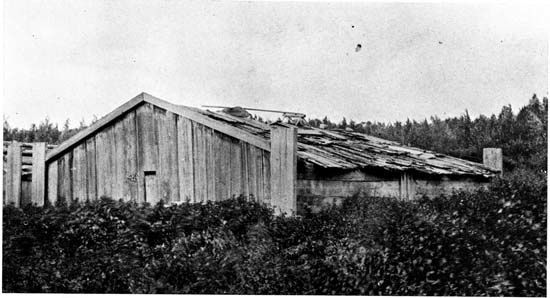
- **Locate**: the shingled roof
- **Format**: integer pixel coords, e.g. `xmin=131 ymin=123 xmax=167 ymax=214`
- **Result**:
xmin=195 ymin=107 xmax=497 ymax=179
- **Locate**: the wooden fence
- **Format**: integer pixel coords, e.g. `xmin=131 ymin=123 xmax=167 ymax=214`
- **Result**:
xmin=3 ymin=141 xmax=55 ymax=207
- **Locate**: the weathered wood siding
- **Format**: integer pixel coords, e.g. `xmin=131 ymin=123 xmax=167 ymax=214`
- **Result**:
xmin=297 ymin=168 xmax=402 ymax=213
xmin=46 ymin=103 xmax=271 ymax=205
xmin=297 ymin=165 xmax=487 ymax=213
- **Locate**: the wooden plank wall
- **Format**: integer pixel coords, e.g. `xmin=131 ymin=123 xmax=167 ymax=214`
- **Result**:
xmin=5 ymin=141 xmax=22 ymax=207
xmin=45 ymin=103 xmax=271 ymax=205
xmin=3 ymin=141 xmax=47 ymax=207
xmin=187 ymin=121 xmax=270 ymax=203
xmin=47 ymin=162 xmax=58 ymax=206
xmin=31 ymin=143 xmax=47 ymax=205
xmin=270 ymin=124 xmax=297 ymax=215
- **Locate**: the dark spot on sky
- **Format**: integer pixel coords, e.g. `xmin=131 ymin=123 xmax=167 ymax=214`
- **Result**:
xmin=355 ymin=44 xmax=362 ymax=52
xmin=500 ymin=40 xmax=503 ymax=43
xmin=351 ymin=25 xmax=355 ymax=28
xmin=438 ymin=41 xmax=443 ymax=44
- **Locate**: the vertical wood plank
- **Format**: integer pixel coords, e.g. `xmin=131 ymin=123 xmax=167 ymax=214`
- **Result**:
xmin=85 ymin=137 xmax=97 ymax=201
xmin=145 ymin=173 xmax=159 ymax=204
xmin=220 ymin=134 xmax=232 ymax=200
xmin=229 ymin=138 xmax=242 ymax=198
xmin=248 ymin=145 xmax=258 ymax=202
xmin=213 ymin=132 xmax=223 ymax=201
xmin=95 ymin=127 xmax=114 ymax=199
xmin=156 ymin=108 xmax=179 ymax=203
xmin=286 ymin=126 xmax=297 ymax=209
xmin=47 ymin=161 xmax=58 ymax=206
xmin=57 ymin=152 xmax=73 ymax=204
xmin=122 ymin=111 xmax=138 ymax=202
xmin=241 ymin=142 xmax=250 ymax=200
xmin=95 ymin=131 xmax=106 ymax=198
xmin=136 ymin=103 xmax=158 ymax=203
xmin=31 ymin=142 xmax=47 ymax=206
xmin=167 ymin=113 xmax=180 ymax=203
xmin=113 ymin=120 xmax=125 ymax=200
xmin=270 ymin=125 xmax=297 ymax=215
xmin=72 ymin=144 xmax=87 ymax=202
xmin=483 ymin=148 xmax=503 ymax=176
xmin=254 ymin=147 xmax=264 ymax=203
xmin=193 ymin=123 xmax=207 ymax=202
xmin=206 ymin=128 xmax=215 ymax=201
xmin=155 ymin=107 xmax=169 ymax=203
xmin=270 ymin=132 xmax=281 ymax=207
xmin=21 ymin=180 xmax=32 ymax=206
xmin=262 ymin=150 xmax=271 ymax=205
xmin=177 ymin=116 xmax=195 ymax=202
xmin=6 ymin=141 xmax=22 ymax=207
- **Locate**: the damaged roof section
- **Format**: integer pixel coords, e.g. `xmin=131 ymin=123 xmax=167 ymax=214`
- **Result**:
xmin=296 ymin=128 xmax=498 ymax=178
xmin=199 ymin=108 xmax=497 ymax=179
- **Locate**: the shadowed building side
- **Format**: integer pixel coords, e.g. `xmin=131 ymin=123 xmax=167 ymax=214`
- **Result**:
xmin=45 ymin=95 xmax=272 ymax=207
xmin=3 ymin=92 xmax=499 ymax=215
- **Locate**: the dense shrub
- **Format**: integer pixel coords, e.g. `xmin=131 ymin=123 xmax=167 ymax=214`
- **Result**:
xmin=3 ymin=174 xmax=546 ymax=295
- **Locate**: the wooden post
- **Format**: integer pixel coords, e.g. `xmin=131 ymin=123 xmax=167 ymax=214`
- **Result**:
xmin=270 ymin=123 xmax=297 ymax=215
xmin=6 ymin=141 xmax=22 ymax=207
xmin=483 ymin=148 xmax=503 ymax=177
xmin=31 ymin=142 xmax=47 ymax=206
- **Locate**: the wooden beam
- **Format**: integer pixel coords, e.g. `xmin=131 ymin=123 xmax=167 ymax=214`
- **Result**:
xmin=142 ymin=93 xmax=271 ymax=151
xmin=270 ymin=124 xmax=297 ymax=215
xmin=31 ymin=142 xmax=47 ymax=206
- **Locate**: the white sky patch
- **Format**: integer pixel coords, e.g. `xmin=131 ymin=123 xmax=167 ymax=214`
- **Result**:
xmin=2 ymin=1 xmax=548 ymax=128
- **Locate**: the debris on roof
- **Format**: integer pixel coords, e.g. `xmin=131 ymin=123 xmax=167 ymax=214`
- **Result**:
xmin=197 ymin=109 xmax=498 ymax=178
xmin=222 ymin=106 xmax=252 ymax=118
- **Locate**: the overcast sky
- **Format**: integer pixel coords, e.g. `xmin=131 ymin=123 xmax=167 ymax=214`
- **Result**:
xmin=2 ymin=1 xmax=548 ymax=128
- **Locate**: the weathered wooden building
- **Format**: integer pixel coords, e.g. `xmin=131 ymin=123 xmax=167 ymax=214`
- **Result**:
xmin=3 ymin=141 xmax=59 ymax=207
xmin=8 ymin=93 xmax=500 ymax=214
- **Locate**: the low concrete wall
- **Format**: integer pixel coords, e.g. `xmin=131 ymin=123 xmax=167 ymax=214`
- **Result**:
xmin=414 ymin=179 xmax=487 ymax=198
xmin=297 ymin=173 xmax=488 ymax=213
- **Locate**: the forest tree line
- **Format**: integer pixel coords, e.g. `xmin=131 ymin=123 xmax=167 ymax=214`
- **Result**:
xmin=4 ymin=94 xmax=547 ymax=173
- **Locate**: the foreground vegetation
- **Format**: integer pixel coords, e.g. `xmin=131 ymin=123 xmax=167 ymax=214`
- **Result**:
xmin=3 ymin=171 xmax=546 ymax=295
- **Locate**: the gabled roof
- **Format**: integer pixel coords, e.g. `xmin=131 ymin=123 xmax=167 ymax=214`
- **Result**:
xmin=47 ymin=92 xmax=497 ymax=179
xmin=46 ymin=92 xmax=270 ymax=162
